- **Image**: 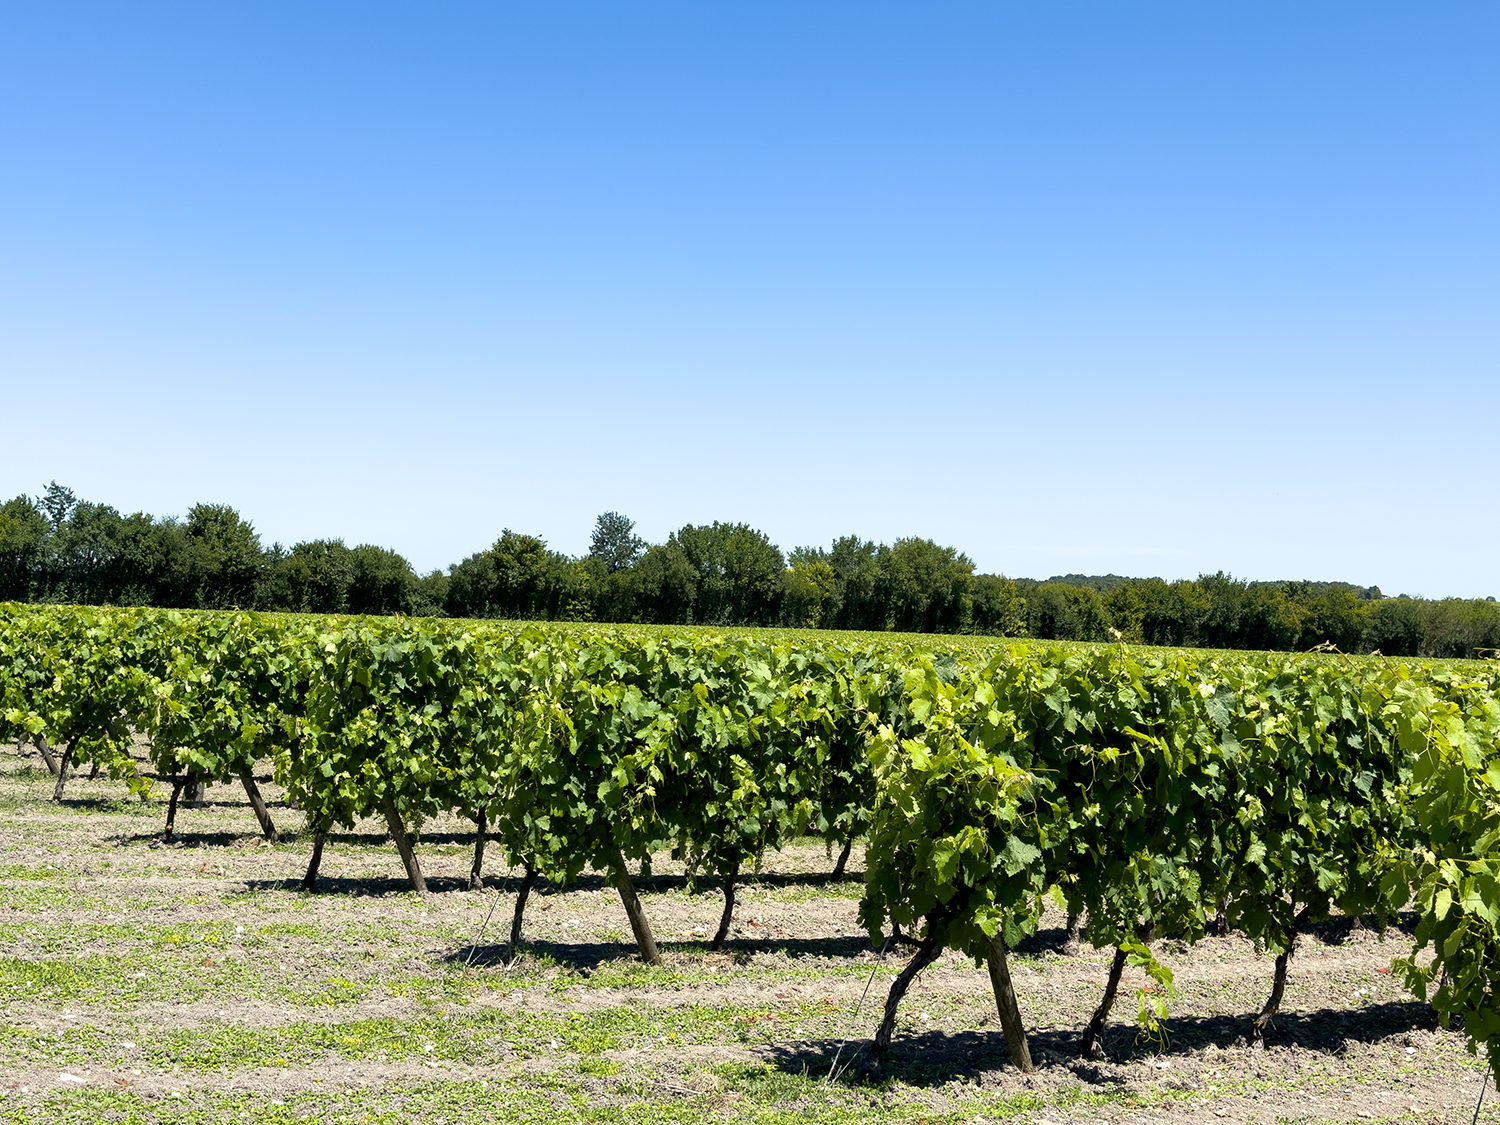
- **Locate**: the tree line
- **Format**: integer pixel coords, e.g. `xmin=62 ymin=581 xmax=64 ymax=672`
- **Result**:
xmin=1 ymin=483 xmax=1496 ymax=657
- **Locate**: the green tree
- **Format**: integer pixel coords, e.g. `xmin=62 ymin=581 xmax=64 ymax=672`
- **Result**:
xmin=1295 ymin=586 xmax=1369 ymax=652
xmin=262 ymin=540 xmax=355 ymax=614
xmin=347 ymin=544 xmax=419 ymax=615
xmin=781 ymin=559 xmax=837 ymax=628
xmin=589 ymin=512 xmax=645 ymax=574
xmin=1238 ymin=584 xmax=1305 ymax=651
xmin=411 ymin=570 xmax=449 ymax=617
xmin=970 ymin=574 xmax=1027 ymax=636
xmin=39 ymin=481 xmax=77 ymax=531
xmin=491 ymin=530 xmax=556 ymax=618
xmin=821 ymin=536 xmax=883 ymax=630
xmin=1195 ymin=571 xmax=1250 ymax=648
xmin=112 ymin=513 xmax=193 ymax=607
xmin=184 ymin=504 xmax=264 ymax=609
xmin=670 ymin=522 xmax=785 ymax=625
xmin=1365 ymin=596 xmax=1425 ymax=656
xmin=878 ymin=537 xmax=974 ymax=633
xmin=444 ymin=531 xmax=571 ymax=620
xmin=0 ymin=496 xmax=47 ymax=601
xmin=445 ymin=550 xmax=497 ymax=618
xmin=1025 ymin=582 xmax=1113 ymax=641
xmin=50 ymin=501 xmax=127 ymax=605
xmin=632 ymin=542 xmax=697 ymax=623
xmin=1419 ymin=598 xmax=1500 ymax=659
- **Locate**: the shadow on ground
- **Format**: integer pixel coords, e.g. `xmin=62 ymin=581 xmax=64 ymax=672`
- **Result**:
xmin=446 ymin=933 xmax=879 ymax=972
xmin=756 ymin=998 xmax=1433 ymax=1088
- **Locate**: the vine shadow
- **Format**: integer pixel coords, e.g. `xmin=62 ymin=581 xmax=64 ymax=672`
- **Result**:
xmin=760 ymin=997 xmax=1434 ymax=1088
xmin=444 ymin=933 xmax=881 ymax=974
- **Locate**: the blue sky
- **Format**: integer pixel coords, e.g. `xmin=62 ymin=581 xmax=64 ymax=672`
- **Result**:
xmin=2 ymin=3 xmax=1495 ymax=596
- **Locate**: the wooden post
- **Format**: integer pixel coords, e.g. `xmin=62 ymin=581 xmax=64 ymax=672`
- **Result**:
xmin=609 ymin=845 xmax=660 ymax=964
xmin=382 ymin=794 xmax=429 ymax=899
xmin=987 ymin=932 xmax=1035 ymax=1073
xmin=239 ymin=769 xmax=278 ymax=841
xmin=34 ymin=734 xmax=60 ymax=777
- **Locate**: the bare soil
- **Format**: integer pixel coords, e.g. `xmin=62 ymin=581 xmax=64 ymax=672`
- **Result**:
xmin=0 ymin=738 xmax=1489 ymax=1124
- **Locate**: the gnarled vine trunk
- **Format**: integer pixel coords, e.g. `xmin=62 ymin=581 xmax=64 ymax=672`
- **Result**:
xmin=863 ymin=926 xmax=944 ymax=1078
xmin=469 ymin=809 xmax=488 ymax=891
xmin=34 ymin=734 xmax=60 ymax=777
xmin=831 ymin=833 xmax=855 ymax=880
xmin=1249 ymin=906 xmax=1310 ymax=1046
xmin=1079 ymin=946 xmax=1129 ymax=1059
xmin=1080 ymin=922 xmax=1155 ymax=1059
xmin=711 ymin=856 xmax=739 ymax=951
xmin=1063 ymin=909 xmax=1083 ymax=956
xmin=509 ymin=864 xmax=538 ymax=957
xmin=51 ymin=740 xmax=77 ymax=801
xmin=302 ymin=825 xmax=329 ymax=892
xmin=162 ymin=773 xmax=192 ymax=840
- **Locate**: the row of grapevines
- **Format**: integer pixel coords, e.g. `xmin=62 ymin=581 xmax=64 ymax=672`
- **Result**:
xmin=859 ymin=643 xmax=1500 ymax=1077
xmin=0 ymin=605 xmax=899 ymax=964
xmin=3 ymin=602 xmax=1499 ymax=1077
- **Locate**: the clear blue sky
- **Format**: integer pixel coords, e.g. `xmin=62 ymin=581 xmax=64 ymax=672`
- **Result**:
xmin=2 ymin=3 xmax=1495 ymax=597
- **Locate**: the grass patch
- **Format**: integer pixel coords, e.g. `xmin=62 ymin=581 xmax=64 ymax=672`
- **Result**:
xmin=257 ymin=922 xmax=321 ymax=939
xmin=0 ymin=1001 xmax=844 ymax=1076
xmin=747 ymin=883 xmax=862 ymax=903
xmin=0 ymin=863 xmax=68 ymax=880
xmin=576 ymin=1057 xmax=621 ymax=1077
xmin=0 ymin=956 xmax=117 ymax=1000
xmin=0 ymin=1075 xmax=995 ymax=1124
xmin=0 ymin=950 xmax=268 ymax=1005
xmin=0 ymin=885 xmax=110 ymax=911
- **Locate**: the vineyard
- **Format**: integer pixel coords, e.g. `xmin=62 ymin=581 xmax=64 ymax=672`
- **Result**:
xmin=1 ymin=602 xmax=1499 ymax=1123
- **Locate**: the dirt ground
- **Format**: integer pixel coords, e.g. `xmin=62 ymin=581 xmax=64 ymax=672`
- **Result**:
xmin=0 ymin=738 xmax=1490 ymax=1124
